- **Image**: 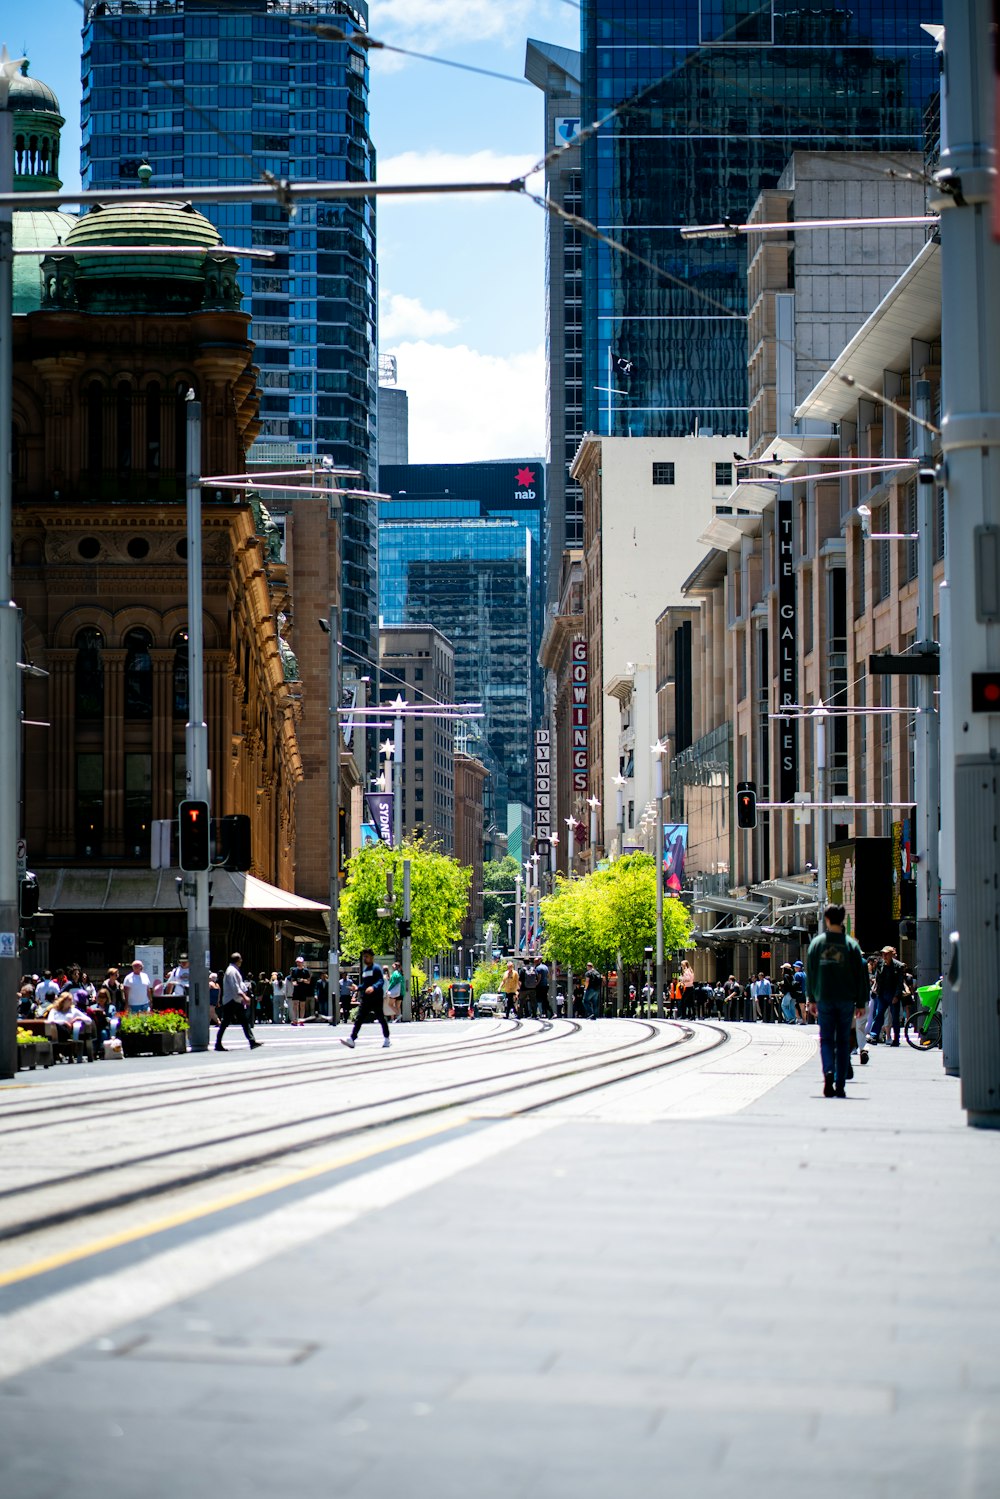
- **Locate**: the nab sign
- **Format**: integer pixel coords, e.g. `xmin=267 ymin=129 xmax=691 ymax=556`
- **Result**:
xmin=514 ymin=465 xmax=537 ymax=500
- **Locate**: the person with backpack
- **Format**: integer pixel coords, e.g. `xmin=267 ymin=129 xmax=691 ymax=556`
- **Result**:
xmin=806 ymin=904 xmax=870 ymax=1097
xmin=521 ymin=959 xmax=540 ymax=1016
xmin=868 ymin=944 xmax=906 ymax=1047
xmin=582 ymin=962 xmax=603 ymax=1019
xmin=534 ymin=959 xmax=552 ymax=1018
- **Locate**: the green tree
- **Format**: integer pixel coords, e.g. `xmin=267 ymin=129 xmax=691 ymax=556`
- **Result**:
xmin=471 ymin=958 xmax=506 ymax=999
xmin=481 ymin=855 xmax=520 ymax=941
xmin=340 ymin=838 xmax=471 ymax=966
xmin=541 ymin=854 xmax=693 ymax=974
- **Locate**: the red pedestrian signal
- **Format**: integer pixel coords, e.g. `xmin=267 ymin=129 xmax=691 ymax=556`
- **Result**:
xmin=736 ymin=784 xmax=757 ymax=829
xmin=179 ymin=799 xmax=211 ymax=870
xmin=972 ymin=673 xmax=1000 ymax=712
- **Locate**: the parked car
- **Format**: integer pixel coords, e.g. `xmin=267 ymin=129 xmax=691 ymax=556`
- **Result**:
xmin=475 ymin=991 xmax=502 ymax=1017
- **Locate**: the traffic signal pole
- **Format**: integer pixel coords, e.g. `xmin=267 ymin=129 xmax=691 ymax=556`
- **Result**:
xmin=0 ymin=66 xmax=20 ymax=1080
xmin=913 ymin=382 xmax=942 ymax=995
xmin=185 ymin=396 xmax=211 ymax=1053
xmin=932 ymin=0 xmax=1000 ymax=1126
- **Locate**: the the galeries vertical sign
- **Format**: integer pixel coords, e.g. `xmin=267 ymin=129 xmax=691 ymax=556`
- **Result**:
xmin=534 ymin=729 xmax=551 ymax=843
xmin=572 ymin=636 xmax=589 ymax=792
xmin=776 ymin=497 xmax=798 ymax=801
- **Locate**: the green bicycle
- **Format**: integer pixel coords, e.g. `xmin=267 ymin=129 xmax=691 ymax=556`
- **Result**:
xmin=904 ymin=983 xmax=943 ymax=1051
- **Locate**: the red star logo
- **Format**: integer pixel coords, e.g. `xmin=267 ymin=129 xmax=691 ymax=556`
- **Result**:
xmin=515 ymin=467 xmax=535 ymax=487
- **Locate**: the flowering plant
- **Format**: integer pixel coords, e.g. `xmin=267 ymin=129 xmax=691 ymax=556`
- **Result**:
xmin=120 ymin=1010 xmax=189 ymax=1034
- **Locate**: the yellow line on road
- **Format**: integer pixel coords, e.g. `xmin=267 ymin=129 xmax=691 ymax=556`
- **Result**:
xmin=0 ymin=1114 xmax=468 ymax=1290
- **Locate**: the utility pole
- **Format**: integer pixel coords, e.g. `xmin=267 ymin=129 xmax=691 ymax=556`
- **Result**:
xmin=401 ymin=857 xmax=412 ymax=1022
xmin=931 ymin=0 xmax=1000 ymax=1126
xmin=325 ymin=603 xmax=341 ymax=1026
xmin=913 ymin=380 xmax=941 ymax=994
xmin=392 ymin=698 xmax=403 ymax=849
xmin=185 ymin=397 xmax=210 ymax=1053
xmin=653 ymin=741 xmax=666 ymax=1019
xmin=939 ymin=580 xmax=959 ymax=1074
xmin=514 ymin=870 xmax=522 ymax=954
xmin=587 ymin=795 xmax=600 ymax=874
xmin=0 ymin=53 xmax=24 ymax=1081
xmin=812 ymin=703 xmax=828 ymax=911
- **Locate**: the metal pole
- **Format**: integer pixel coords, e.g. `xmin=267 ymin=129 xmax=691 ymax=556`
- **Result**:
xmin=654 ymin=751 xmax=665 ymax=1019
xmin=549 ymin=835 xmax=558 ymax=888
xmin=616 ymin=781 xmax=626 ymax=860
xmin=939 ymin=581 xmax=959 ymax=1074
xmin=185 ymin=398 xmax=210 ymax=1053
xmin=615 ymin=780 xmax=625 ymax=1017
xmin=932 ymin=0 xmax=1000 ymax=1125
xmin=566 ymin=817 xmax=576 ymax=878
xmin=914 ymin=380 xmax=941 ymax=995
xmin=813 ymin=703 xmax=828 ymax=912
xmin=515 ymin=872 xmax=522 ymax=955
xmin=401 ymin=857 xmax=412 ymax=1022
xmin=0 ymin=74 xmax=19 ymax=1080
xmin=393 ymin=706 xmax=403 ymax=848
xmin=588 ymin=799 xmax=598 ymax=874
xmin=327 ymin=604 xmax=341 ymax=1026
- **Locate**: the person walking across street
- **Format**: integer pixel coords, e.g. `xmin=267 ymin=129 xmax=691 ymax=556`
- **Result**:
xmin=806 ymin=903 xmax=870 ymax=1097
xmin=582 ymin=962 xmax=603 ymax=1020
xmin=869 ymin=944 xmax=906 ymax=1046
xmin=520 ymin=958 xmax=540 ymax=1016
xmin=341 ymin=950 xmax=390 ymax=1049
xmin=534 ymin=959 xmax=552 ymax=1019
xmin=385 ymin=961 xmax=404 ymax=1021
xmin=500 ymin=960 xmax=520 ymax=1019
xmin=215 ymin=953 xmax=262 ymax=1051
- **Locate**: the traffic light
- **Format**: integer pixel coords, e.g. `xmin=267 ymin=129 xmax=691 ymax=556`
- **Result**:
xmin=736 ymin=782 xmax=758 ymax=829
xmin=216 ymin=814 xmax=252 ymax=871
xmin=971 ymin=672 xmax=1000 ymax=712
xmin=178 ymin=799 xmax=211 ymax=870
xmin=19 ymin=873 xmax=39 ymax=922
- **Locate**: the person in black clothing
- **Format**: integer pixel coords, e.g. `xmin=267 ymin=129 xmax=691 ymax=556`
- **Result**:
xmin=534 ymin=960 xmax=552 ymax=1018
xmin=869 ymin=944 xmax=906 ymax=1046
xmin=341 ymin=950 xmax=390 ymax=1049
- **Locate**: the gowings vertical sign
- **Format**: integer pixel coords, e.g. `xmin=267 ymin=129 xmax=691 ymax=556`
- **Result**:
xmin=776 ymin=497 xmax=798 ymax=801
xmin=572 ymin=636 xmax=588 ymax=792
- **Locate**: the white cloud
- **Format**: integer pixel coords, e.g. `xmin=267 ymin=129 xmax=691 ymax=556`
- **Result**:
xmin=385 ymin=341 xmax=544 ymax=462
xmin=371 ymin=0 xmax=537 ymax=50
xmin=380 ymin=292 xmax=460 ymax=340
xmin=378 ymin=148 xmax=541 ymax=190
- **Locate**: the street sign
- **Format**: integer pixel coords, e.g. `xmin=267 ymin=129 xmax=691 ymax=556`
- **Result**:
xmin=0 ymin=932 xmax=16 ymax=959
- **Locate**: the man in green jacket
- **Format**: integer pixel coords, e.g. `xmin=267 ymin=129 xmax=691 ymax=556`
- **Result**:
xmin=806 ymin=903 xmax=870 ymax=1098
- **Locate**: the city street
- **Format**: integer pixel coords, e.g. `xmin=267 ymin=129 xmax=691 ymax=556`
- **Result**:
xmin=1 ymin=1019 xmax=996 ymax=1497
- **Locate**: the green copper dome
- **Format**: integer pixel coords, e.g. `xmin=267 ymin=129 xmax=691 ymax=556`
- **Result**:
xmin=9 ymin=71 xmax=61 ymax=114
xmin=13 ymin=209 xmax=77 ymax=313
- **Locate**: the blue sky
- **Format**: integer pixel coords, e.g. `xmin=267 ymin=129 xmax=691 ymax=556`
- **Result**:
xmin=9 ymin=0 xmax=580 ymax=459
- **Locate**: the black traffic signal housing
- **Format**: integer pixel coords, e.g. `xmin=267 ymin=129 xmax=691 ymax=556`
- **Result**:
xmin=178 ymin=799 xmax=211 ymax=870
xmin=216 ymin=814 xmax=252 ymax=871
xmin=736 ymin=781 xmax=758 ymax=830
xmin=19 ymin=873 xmax=39 ymax=922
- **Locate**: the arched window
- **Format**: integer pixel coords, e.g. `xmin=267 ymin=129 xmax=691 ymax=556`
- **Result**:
xmin=173 ymin=629 xmax=189 ymax=719
xmin=117 ymin=381 xmax=132 ymax=472
xmin=87 ymin=383 xmax=103 ymax=476
xmin=75 ymin=627 xmax=104 ymax=721
xmin=146 ymin=383 xmax=161 ymax=472
xmin=124 ymin=628 xmax=153 ymax=720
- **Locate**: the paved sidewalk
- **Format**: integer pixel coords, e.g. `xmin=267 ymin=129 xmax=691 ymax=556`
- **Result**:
xmin=1 ymin=1026 xmax=997 ymax=1499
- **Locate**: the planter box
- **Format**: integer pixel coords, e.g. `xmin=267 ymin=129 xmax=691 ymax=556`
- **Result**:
xmin=121 ymin=1031 xmax=177 ymax=1057
xmin=173 ymin=1031 xmax=188 ymax=1053
xmin=17 ymin=1040 xmax=54 ymax=1071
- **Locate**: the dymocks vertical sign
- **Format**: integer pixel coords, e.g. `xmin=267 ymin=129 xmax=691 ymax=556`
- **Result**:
xmin=534 ymin=729 xmax=551 ymax=843
xmin=776 ymin=498 xmax=798 ymax=801
xmin=571 ymin=637 xmax=589 ymax=792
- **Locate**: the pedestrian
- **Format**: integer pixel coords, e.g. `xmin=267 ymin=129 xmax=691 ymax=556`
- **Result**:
xmin=289 ymin=955 xmax=313 ymax=1025
xmin=314 ymin=970 xmax=329 ymax=1017
xmin=34 ymin=969 xmax=60 ymax=1008
xmin=341 ymin=949 xmax=390 ymax=1049
xmin=164 ymin=955 xmax=190 ymax=1006
xmin=215 ymin=952 xmax=262 ymax=1051
xmin=271 ymin=970 xmax=286 ymax=1024
xmin=869 ymin=944 xmax=906 ymax=1046
xmin=792 ymin=960 xmax=807 ymax=1023
xmin=123 ymin=957 xmax=154 ymax=1015
xmin=499 ymin=960 xmax=520 ymax=1019
xmin=386 ymin=960 xmax=404 ymax=1020
xmin=208 ymin=971 xmax=222 ymax=1024
xmin=582 ymin=962 xmax=602 ymax=1019
xmin=535 ymin=958 xmax=552 ymax=1018
xmin=755 ymin=969 xmax=773 ymax=1022
xmin=806 ymin=903 xmax=869 ymax=1097
xmin=521 ymin=958 xmax=540 ymax=1015
xmin=339 ymin=971 xmax=356 ymax=1025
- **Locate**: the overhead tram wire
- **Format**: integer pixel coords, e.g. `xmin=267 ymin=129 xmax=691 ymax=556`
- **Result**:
xmin=292 ymin=20 xmax=533 ymax=87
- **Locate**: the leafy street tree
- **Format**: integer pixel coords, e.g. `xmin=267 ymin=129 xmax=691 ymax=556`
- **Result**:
xmin=540 ymin=853 xmax=692 ymax=973
xmin=340 ymin=838 xmax=471 ymax=966
xmin=471 ymin=958 xmax=506 ymax=999
xmin=481 ymin=855 xmax=521 ymax=938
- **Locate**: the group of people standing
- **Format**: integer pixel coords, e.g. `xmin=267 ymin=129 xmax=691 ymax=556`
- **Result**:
xmin=499 ymin=958 xmax=554 ymax=1018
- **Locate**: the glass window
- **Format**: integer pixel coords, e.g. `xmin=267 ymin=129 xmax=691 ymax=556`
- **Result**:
xmin=715 ymin=462 xmax=733 ymax=488
xmin=124 ymin=628 xmax=153 ymax=719
xmin=76 ymin=752 xmax=104 ymax=857
xmin=75 ymin=627 xmax=104 ymax=720
xmin=652 ymin=462 xmax=675 ymax=485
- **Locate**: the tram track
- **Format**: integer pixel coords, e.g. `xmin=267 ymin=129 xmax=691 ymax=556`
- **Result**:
xmin=0 ymin=1021 xmax=728 ymax=1248
xmin=0 ymin=1017 xmax=573 ymax=1133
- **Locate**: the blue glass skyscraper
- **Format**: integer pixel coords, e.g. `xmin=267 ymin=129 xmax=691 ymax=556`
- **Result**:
xmin=80 ymin=0 xmax=378 ymax=664
xmin=378 ymin=462 xmax=544 ymax=813
xmin=581 ymin=0 xmax=940 ymax=438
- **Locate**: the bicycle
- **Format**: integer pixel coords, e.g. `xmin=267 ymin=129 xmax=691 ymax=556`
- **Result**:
xmin=904 ymin=983 xmax=943 ymax=1051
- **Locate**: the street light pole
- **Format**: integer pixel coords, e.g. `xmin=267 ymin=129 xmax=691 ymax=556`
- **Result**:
xmin=812 ymin=702 xmax=828 ymax=914
xmin=549 ymin=831 xmax=559 ymax=888
xmin=913 ymin=379 xmax=941 ymax=994
xmin=614 ymin=774 xmax=626 ymax=859
xmin=565 ymin=815 xmax=576 ymax=878
xmin=652 ymin=741 xmax=667 ymax=1020
xmin=392 ymin=695 xmax=404 ymax=848
xmin=932 ymin=0 xmax=1000 ymax=1126
xmin=184 ymin=397 xmax=211 ymax=1054
xmin=323 ymin=607 xmax=341 ymax=1026
xmin=587 ymin=795 xmax=600 ymax=874
xmin=0 ymin=53 xmax=24 ymax=1081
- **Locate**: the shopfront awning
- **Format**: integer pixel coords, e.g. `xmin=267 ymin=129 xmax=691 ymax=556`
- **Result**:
xmin=693 ymin=894 xmax=770 ymax=919
xmin=37 ymin=867 xmax=329 ymax=918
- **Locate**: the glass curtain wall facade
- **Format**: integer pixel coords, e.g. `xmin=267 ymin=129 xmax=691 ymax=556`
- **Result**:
xmin=581 ymin=0 xmax=940 ymax=438
xmin=80 ymin=0 xmax=378 ymax=665
xmin=378 ymin=463 xmax=544 ymax=813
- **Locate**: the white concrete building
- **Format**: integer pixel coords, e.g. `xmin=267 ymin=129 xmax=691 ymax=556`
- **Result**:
xmin=573 ymin=434 xmax=742 ymax=852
